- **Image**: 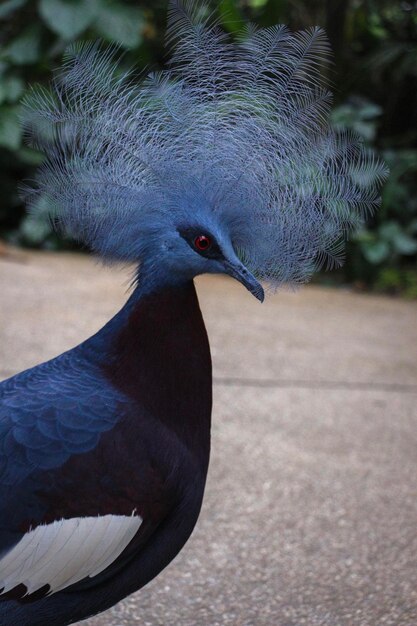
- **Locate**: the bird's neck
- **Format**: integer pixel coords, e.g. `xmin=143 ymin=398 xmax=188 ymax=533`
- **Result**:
xmin=87 ymin=280 xmax=212 ymax=456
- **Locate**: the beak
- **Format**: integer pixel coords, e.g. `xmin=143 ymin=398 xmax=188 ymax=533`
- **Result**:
xmin=223 ymin=260 xmax=265 ymax=302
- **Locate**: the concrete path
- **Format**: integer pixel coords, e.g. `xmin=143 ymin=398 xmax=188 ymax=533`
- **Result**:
xmin=1 ymin=251 xmax=416 ymax=626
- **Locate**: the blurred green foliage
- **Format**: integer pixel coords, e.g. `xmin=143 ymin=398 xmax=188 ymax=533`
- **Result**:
xmin=0 ymin=0 xmax=416 ymax=295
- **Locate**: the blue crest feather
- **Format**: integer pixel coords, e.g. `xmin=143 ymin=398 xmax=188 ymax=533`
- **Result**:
xmin=22 ymin=0 xmax=387 ymax=288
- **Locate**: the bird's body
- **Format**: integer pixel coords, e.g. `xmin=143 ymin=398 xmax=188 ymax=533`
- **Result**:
xmin=0 ymin=1 xmax=386 ymax=622
xmin=0 ymin=281 xmax=211 ymax=625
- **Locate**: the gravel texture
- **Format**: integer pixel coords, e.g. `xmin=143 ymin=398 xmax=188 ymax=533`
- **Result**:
xmin=1 ymin=250 xmax=416 ymax=626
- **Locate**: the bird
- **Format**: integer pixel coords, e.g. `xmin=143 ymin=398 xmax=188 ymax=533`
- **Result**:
xmin=0 ymin=1 xmax=386 ymax=624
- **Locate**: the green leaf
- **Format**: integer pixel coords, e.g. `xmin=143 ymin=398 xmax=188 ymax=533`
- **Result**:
xmin=331 ymin=99 xmax=381 ymax=141
xmin=359 ymin=103 xmax=382 ymax=119
xmin=218 ymin=0 xmax=243 ymax=33
xmin=21 ymin=195 xmax=53 ymax=244
xmin=20 ymin=215 xmax=52 ymax=244
xmin=2 ymin=27 xmax=41 ymax=65
xmin=17 ymin=146 xmax=45 ymax=165
xmin=392 ymin=232 xmax=417 ymax=255
xmin=95 ymin=1 xmax=143 ymax=49
xmin=0 ymin=105 xmax=22 ymax=149
xmin=0 ymin=0 xmax=27 ymax=19
xmin=353 ymin=228 xmax=374 ymax=244
xmin=0 ymin=76 xmax=25 ymax=104
xmin=355 ymin=121 xmax=376 ymax=141
xmin=39 ymin=0 xmax=98 ymax=40
xmin=361 ymin=240 xmax=390 ymax=264
xmin=378 ymin=221 xmax=402 ymax=241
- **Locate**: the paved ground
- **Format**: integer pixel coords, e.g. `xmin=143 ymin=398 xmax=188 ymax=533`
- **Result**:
xmin=1 ymin=250 xmax=416 ymax=626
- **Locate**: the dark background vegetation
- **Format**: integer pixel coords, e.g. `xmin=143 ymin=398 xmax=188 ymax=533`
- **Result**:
xmin=0 ymin=0 xmax=416 ymax=296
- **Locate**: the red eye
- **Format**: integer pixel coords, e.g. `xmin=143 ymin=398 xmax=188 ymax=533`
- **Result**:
xmin=194 ymin=234 xmax=212 ymax=252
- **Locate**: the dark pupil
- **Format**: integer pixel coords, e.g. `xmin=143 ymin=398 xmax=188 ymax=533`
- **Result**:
xmin=195 ymin=235 xmax=211 ymax=251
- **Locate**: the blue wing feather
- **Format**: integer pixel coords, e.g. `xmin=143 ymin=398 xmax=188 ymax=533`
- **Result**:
xmin=0 ymin=346 xmax=126 ymax=553
xmin=0 ymin=350 xmax=121 ymax=486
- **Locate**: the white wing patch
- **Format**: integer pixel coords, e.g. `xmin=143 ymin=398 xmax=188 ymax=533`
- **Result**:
xmin=0 ymin=513 xmax=142 ymax=595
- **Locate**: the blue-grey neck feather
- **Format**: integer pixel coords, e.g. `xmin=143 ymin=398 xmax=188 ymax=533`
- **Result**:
xmin=22 ymin=0 xmax=387 ymax=290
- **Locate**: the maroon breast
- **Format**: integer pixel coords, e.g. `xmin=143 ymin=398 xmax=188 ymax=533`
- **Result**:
xmin=32 ymin=280 xmax=212 ymax=527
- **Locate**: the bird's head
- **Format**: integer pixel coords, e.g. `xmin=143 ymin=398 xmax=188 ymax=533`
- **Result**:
xmin=154 ymin=221 xmax=264 ymax=301
xmin=91 ymin=176 xmax=265 ymax=299
xmin=23 ymin=1 xmax=386 ymax=300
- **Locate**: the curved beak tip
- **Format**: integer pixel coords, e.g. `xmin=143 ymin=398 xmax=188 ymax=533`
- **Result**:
xmin=244 ymin=278 xmax=265 ymax=303
xmin=256 ymin=286 xmax=265 ymax=303
xmin=224 ymin=260 xmax=265 ymax=303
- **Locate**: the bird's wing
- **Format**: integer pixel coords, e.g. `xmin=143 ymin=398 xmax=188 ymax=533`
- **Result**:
xmin=0 ymin=350 xmax=177 ymax=598
xmin=0 ymin=514 xmax=143 ymax=596
xmin=0 ymin=350 xmax=122 ymax=487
